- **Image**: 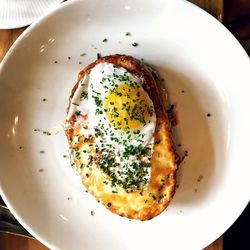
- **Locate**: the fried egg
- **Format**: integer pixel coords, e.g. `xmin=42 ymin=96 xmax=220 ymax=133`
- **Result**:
xmin=67 ymin=62 xmax=156 ymax=190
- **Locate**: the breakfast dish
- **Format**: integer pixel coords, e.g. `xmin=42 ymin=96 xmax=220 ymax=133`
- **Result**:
xmin=1 ymin=0 xmax=249 ymax=249
xmin=65 ymin=54 xmax=179 ymax=220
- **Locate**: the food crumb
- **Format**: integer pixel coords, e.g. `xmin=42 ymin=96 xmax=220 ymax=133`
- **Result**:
xmin=43 ymin=131 xmax=51 ymax=136
xmin=107 ymin=202 xmax=112 ymax=207
xmin=125 ymin=32 xmax=131 ymax=36
xmin=63 ymin=155 xmax=68 ymax=158
xmin=42 ymin=98 xmax=47 ymax=102
xmin=178 ymin=143 xmax=182 ymax=147
xmin=197 ymin=175 xmax=203 ymax=182
xmin=19 ymin=146 xmax=23 ymax=149
xmin=132 ymin=42 xmax=138 ymax=47
xmin=207 ymin=113 xmax=211 ymax=117
xmin=80 ymin=53 xmax=86 ymax=57
xmin=39 ymin=150 xmax=45 ymax=154
xmin=91 ymin=44 xmax=98 ymax=50
xmin=39 ymin=169 xmax=44 ymax=172
xmin=91 ymin=210 xmax=95 ymax=216
xmin=97 ymin=53 xmax=101 ymax=59
xmin=176 ymin=184 xmax=179 ymax=189
xmin=67 ymin=197 xmax=71 ymax=200
xmin=194 ymin=188 xmax=198 ymax=192
xmin=79 ymin=61 xmax=82 ymax=64
xmin=68 ymin=56 xmax=71 ymax=60
xmin=184 ymin=150 xmax=188 ymax=156
xmin=181 ymin=90 xmax=185 ymax=93
xmin=102 ymin=38 xmax=108 ymax=42
xmin=54 ymin=60 xmax=58 ymax=64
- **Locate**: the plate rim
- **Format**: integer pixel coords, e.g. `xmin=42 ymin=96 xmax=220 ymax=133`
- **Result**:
xmin=0 ymin=0 xmax=250 ymax=249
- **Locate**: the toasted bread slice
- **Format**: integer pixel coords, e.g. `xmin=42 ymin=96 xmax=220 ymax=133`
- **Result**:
xmin=65 ymin=55 xmax=179 ymax=220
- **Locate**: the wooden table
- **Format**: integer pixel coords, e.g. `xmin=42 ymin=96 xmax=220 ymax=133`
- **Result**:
xmin=0 ymin=1 xmax=223 ymax=249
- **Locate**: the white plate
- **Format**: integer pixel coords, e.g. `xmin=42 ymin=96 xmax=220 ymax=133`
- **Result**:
xmin=0 ymin=0 xmax=63 ymax=29
xmin=0 ymin=0 xmax=250 ymax=249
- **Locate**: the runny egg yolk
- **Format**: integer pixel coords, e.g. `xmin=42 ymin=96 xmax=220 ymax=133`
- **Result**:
xmin=104 ymin=83 xmax=152 ymax=131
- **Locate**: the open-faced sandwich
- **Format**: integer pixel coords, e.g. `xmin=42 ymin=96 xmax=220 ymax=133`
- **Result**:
xmin=65 ymin=54 xmax=179 ymax=220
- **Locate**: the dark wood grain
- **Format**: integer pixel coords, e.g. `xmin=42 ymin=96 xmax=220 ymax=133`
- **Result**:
xmin=223 ymin=0 xmax=250 ymax=54
xmin=190 ymin=0 xmax=223 ymax=21
xmin=0 ymin=233 xmax=48 ymax=250
xmin=204 ymin=237 xmax=223 ymax=250
xmin=0 ymin=28 xmax=25 ymax=62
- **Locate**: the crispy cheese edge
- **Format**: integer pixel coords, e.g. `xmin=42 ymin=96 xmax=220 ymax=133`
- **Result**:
xmin=65 ymin=55 xmax=179 ymax=220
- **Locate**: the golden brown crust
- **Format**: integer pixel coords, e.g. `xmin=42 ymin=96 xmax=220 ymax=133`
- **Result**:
xmin=65 ymin=54 xmax=179 ymax=220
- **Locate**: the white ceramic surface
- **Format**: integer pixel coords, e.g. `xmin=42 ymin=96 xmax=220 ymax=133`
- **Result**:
xmin=0 ymin=0 xmax=63 ymax=29
xmin=0 ymin=0 xmax=250 ymax=249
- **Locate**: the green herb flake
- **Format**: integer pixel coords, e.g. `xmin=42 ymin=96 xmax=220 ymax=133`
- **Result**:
xmin=154 ymin=140 xmax=161 ymax=145
xmin=43 ymin=131 xmax=51 ymax=136
xmin=97 ymin=53 xmax=101 ymax=59
xmin=151 ymin=194 xmax=157 ymax=200
xmin=80 ymin=91 xmax=88 ymax=100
